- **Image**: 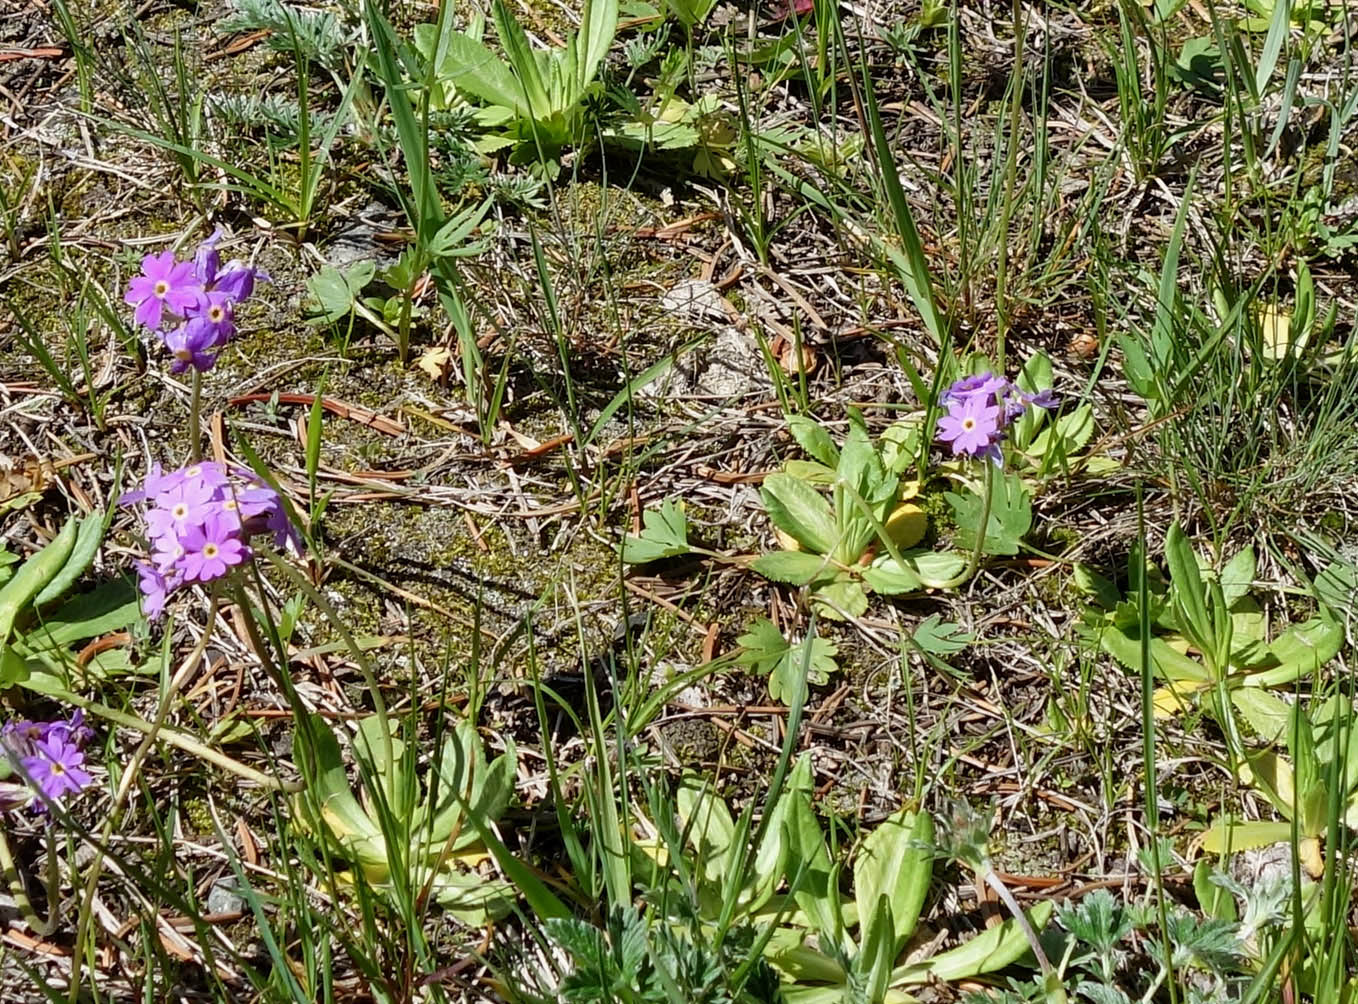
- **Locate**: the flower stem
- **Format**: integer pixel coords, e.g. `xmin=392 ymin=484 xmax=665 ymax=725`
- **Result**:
xmin=0 ymin=827 xmax=58 ymax=936
xmin=937 ymin=459 xmax=995 ymax=590
xmin=188 ymin=369 xmax=203 ymax=462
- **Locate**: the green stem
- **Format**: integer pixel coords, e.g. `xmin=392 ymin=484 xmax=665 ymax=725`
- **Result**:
xmin=189 ymin=369 xmax=203 ymax=462
xmin=0 ymin=826 xmax=59 ymax=936
xmin=936 ymin=459 xmax=995 ymax=590
xmin=993 ymin=0 xmax=1026 ymax=369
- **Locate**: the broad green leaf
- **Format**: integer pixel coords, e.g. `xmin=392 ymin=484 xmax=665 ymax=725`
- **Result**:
xmin=492 ymin=1 xmax=551 ymax=115
xmin=858 ymin=896 xmax=897 ymax=1002
xmin=1199 ymin=818 xmax=1295 ymax=854
xmin=910 ymin=551 xmax=965 ymax=586
xmin=676 ymin=777 xmax=737 ymax=888
xmin=1027 ymin=403 xmax=1094 ymax=460
xmin=1165 ymin=523 xmax=1211 ymax=647
xmin=306 ymin=261 xmax=375 ymax=324
xmin=1247 ymin=616 xmax=1344 ymax=685
xmin=863 ymin=556 xmax=921 ymax=595
xmin=1099 ymin=627 xmax=1211 ymax=682
xmin=752 ymin=550 xmax=834 ymax=586
xmin=762 ymin=473 xmax=837 ymax=554
xmin=1219 ymin=547 xmax=1256 ymax=608
xmin=787 ymin=415 xmax=840 ymax=467
xmin=892 ymin=902 xmax=1054 ymax=985
xmin=22 ymin=578 xmax=139 ymax=650
xmin=1231 ymin=689 xmax=1291 ymax=744
xmin=748 ymin=755 xmax=813 ymax=911
xmin=854 ymin=808 xmax=934 ymax=955
xmin=811 ymin=576 xmax=868 ymax=620
xmin=1073 ymin=563 xmax=1121 ymax=610
xmin=1013 ymin=352 xmax=1054 ymax=451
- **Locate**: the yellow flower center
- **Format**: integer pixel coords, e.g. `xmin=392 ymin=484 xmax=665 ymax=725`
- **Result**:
xmin=154 ymin=280 xmax=169 ymax=297
xmin=203 ymin=543 xmax=219 ymax=560
xmin=961 ymin=417 xmax=976 ymax=431
xmin=172 ymin=503 xmax=189 ymax=520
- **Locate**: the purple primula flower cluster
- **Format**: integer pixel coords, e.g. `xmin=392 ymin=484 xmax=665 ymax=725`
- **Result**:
xmin=936 ymin=372 xmax=1058 ymax=465
xmin=124 ymin=228 xmax=268 ymax=374
xmin=119 ymin=462 xmax=299 ymax=619
xmin=1 ymin=712 xmax=94 ymax=814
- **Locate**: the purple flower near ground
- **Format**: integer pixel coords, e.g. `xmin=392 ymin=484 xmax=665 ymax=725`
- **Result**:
xmin=213 ymin=262 xmax=268 ymax=304
xmin=184 ymin=291 xmax=236 ymax=349
xmin=125 ymin=250 xmax=200 ymax=331
xmin=135 ymin=561 xmax=173 ymax=619
xmin=2 ymin=712 xmax=95 ymax=814
xmin=125 ymin=230 xmax=267 ymax=373
xmin=22 ymin=737 xmax=93 ymax=804
xmin=936 ymin=371 xmax=1060 ymax=464
xmin=937 ymin=396 xmax=1002 ymax=459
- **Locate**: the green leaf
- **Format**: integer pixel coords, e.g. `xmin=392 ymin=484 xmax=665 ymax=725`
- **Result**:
xmin=1231 ymin=689 xmax=1292 ymax=744
xmin=1073 ymin=563 xmax=1121 ymax=610
xmin=1249 ymin=616 xmax=1343 ymax=685
xmin=737 ymin=619 xmax=839 ymax=703
xmin=752 ymin=550 xmax=834 ymax=586
xmin=1026 ymin=403 xmax=1094 ymax=460
xmin=492 ymin=0 xmax=551 ymax=117
xmin=762 ymin=473 xmax=837 ymax=554
xmin=1199 ymin=818 xmax=1295 ymax=855
xmin=676 ymin=777 xmax=737 ymax=889
xmin=854 ymin=808 xmax=934 ymax=956
xmin=619 ymin=499 xmax=690 ymax=563
xmin=21 ymin=578 xmax=140 ymax=650
xmin=1012 ymin=353 xmax=1053 ymax=450
xmin=862 ymin=555 xmax=921 ymax=595
xmin=946 ymin=473 xmax=1031 ymax=557
xmin=1165 ymin=523 xmax=1212 ymax=646
xmin=892 ymin=902 xmax=1054 ymax=985
xmin=787 ymin=415 xmax=840 ymax=468
xmin=912 ymin=615 xmax=973 ymax=655
xmin=1098 ymin=627 xmax=1211 ymax=683
xmin=811 ymin=576 xmax=867 ymax=620
xmin=306 ymin=261 xmax=375 ymax=324
xmin=1219 ymin=546 xmax=1256 ymax=608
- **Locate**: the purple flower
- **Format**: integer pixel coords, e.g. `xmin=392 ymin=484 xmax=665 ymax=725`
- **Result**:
xmin=135 ymin=561 xmax=173 ymax=620
xmin=937 ymin=396 xmax=1002 ymax=460
xmin=22 ymin=737 xmax=92 ymax=805
xmin=122 ymin=462 xmax=296 ymax=617
xmin=178 ymin=513 xmax=250 ymax=583
xmin=3 ymin=713 xmax=95 ymax=814
xmin=161 ymin=321 xmax=218 ymax=374
xmin=183 ymin=291 xmax=237 ymax=350
xmin=944 ymin=372 xmax=1008 ymax=408
xmin=125 ymin=250 xmax=200 ymax=331
xmin=193 ymin=227 xmax=225 ymax=285
xmin=213 ymin=261 xmax=268 ymax=304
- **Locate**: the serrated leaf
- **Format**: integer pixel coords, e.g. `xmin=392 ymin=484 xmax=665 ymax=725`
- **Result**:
xmin=762 ymin=473 xmax=837 ymax=555
xmin=788 ymin=415 xmax=840 ymax=467
xmin=752 ymin=550 xmax=834 ymax=585
xmin=811 ymin=576 xmax=868 ymax=620
xmin=912 ymin=614 xmax=972 ymax=655
xmin=946 ymin=473 xmax=1031 ymax=556
xmin=619 ymin=499 xmax=690 ymax=563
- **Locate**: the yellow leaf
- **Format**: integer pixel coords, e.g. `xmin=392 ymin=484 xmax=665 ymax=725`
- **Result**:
xmin=1152 ymin=682 xmax=1204 ymax=718
xmin=1257 ymin=303 xmax=1308 ymax=361
xmin=417 ymin=345 xmax=453 ymax=382
xmin=885 ymin=503 xmax=927 ymax=549
xmin=774 ymin=527 xmax=802 ymax=552
xmin=1300 ymin=836 xmax=1325 ymax=878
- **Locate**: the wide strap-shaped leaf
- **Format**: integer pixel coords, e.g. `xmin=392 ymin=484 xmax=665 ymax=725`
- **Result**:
xmin=1199 ymin=818 xmax=1295 ymax=855
xmin=853 ymin=808 xmax=934 ymax=956
xmin=891 ymin=901 xmax=1054 ymax=985
xmin=492 ymin=0 xmax=551 ymax=117
xmin=762 ymin=473 xmax=837 ymax=554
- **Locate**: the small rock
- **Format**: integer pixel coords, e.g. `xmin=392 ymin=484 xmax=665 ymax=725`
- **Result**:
xmin=207 ymin=877 xmax=246 ymax=916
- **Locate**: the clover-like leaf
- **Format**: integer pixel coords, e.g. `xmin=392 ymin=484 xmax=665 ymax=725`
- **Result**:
xmin=620 ymin=499 xmax=691 ymax=563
